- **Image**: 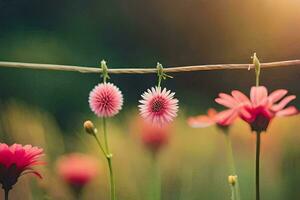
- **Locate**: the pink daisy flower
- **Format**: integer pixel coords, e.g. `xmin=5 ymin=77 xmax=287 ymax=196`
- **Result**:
xmin=56 ymin=153 xmax=99 ymax=190
xmin=187 ymin=108 xmax=238 ymax=128
xmin=0 ymin=143 xmax=44 ymax=193
xmin=139 ymin=87 xmax=179 ymax=125
xmin=89 ymin=82 xmax=123 ymax=117
xmin=215 ymin=86 xmax=298 ymax=132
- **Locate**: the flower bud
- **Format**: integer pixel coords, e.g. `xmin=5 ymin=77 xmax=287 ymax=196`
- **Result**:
xmin=228 ymin=175 xmax=237 ymax=186
xmin=84 ymin=120 xmax=96 ymax=135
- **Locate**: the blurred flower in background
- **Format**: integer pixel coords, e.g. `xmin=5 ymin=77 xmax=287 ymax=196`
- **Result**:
xmin=141 ymin=122 xmax=170 ymax=155
xmin=56 ymin=153 xmax=99 ymax=198
xmin=187 ymin=108 xmax=238 ymax=129
xmin=131 ymin=117 xmax=171 ymax=155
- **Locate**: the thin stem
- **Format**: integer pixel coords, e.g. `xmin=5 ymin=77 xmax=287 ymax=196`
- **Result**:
xmin=255 ymin=132 xmax=261 ymax=200
xmin=107 ymin=156 xmax=115 ymax=200
xmin=92 ymin=134 xmax=107 ymax=156
xmin=101 ymin=60 xmax=109 ymax=83
xmin=225 ymin=135 xmax=241 ymax=200
xmin=230 ymin=185 xmax=236 ymax=200
xmin=151 ymin=155 xmax=161 ymax=200
xmin=225 ymin=135 xmax=236 ymax=174
xmin=157 ymin=76 xmax=162 ymax=88
xmin=102 ymin=117 xmax=116 ymax=200
xmin=4 ymin=189 xmax=9 ymax=200
xmin=103 ymin=118 xmax=109 ymax=151
xmin=73 ymin=188 xmax=83 ymax=200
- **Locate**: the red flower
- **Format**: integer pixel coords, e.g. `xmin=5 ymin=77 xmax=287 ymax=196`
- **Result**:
xmin=216 ymin=86 xmax=298 ymax=132
xmin=141 ymin=123 xmax=169 ymax=153
xmin=56 ymin=153 xmax=99 ymax=189
xmin=0 ymin=143 xmax=44 ymax=192
xmin=133 ymin=118 xmax=171 ymax=154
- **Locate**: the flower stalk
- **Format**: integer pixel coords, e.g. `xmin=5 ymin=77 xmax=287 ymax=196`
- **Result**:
xmin=4 ymin=189 xmax=9 ymax=200
xmin=101 ymin=60 xmax=110 ymax=83
xmin=151 ymin=154 xmax=161 ymax=200
xmin=84 ymin=119 xmax=116 ymax=200
xmin=253 ymin=53 xmax=261 ymax=200
xmin=102 ymin=117 xmax=116 ymax=200
xmin=255 ymin=131 xmax=261 ymax=200
xmin=224 ymin=133 xmax=241 ymax=200
xmin=252 ymin=53 xmax=261 ymax=87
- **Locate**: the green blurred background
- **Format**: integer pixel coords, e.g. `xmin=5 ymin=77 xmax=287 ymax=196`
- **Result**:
xmin=0 ymin=0 xmax=300 ymax=199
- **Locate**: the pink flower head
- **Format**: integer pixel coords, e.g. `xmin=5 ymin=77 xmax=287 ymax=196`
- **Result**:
xmin=89 ymin=82 xmax=123 ymax=117
xmin=139 ymin=87 xmax=179 ymax=125
xmin=0 ymin=143 xmax=44 ymax=191
xmin=56 ymin=153 xmax=99 ymax=189
xmin=187 ymin=108 xmax=238 ymax=129
xmin=215 ymin=86 xmax=298 ymax=132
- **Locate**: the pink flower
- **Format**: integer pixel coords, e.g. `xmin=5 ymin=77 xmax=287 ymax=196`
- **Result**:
xmin=56 ymin=153 xmax=99 ymax=189
xmin=0 ymin=143 xmax=44 ymax=192
xmin=139 ymin=87 xmax=179 ymax=125
xmin=89 ymin=83 xmax=123 ymax=117
xmin=215 ymin=86 xmax=298 ymax=132
xmin=187 ymin=108 xmax=238 ymax=128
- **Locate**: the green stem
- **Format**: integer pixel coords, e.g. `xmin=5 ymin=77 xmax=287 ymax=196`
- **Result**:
xmin=151 ymin=155 xmax=161 ymax=200
xmin=102 ymin=117 xmax=116 ymax=200
xmin=230 ymin=185 xmax=236 ymax=200
xmin=73 ymin=188 xmax=83 ymax=200
xmin=157 ymin=76 xmax=162 ymax=88
xmin=255 ymin=132 xmax=261 ymax=200
xmin=4 ymin=189 xmax=9 ymax=200
xmin=107 ymin=156 xmax=115 ymax=200
xmin=225 ymin=135 xmax=236 ymax=174
xmin=103 ymin=118 xmax=109 ymax=151
xmin=93 ymin=134 xmax=107 ymax=156
xmin=225 ymin=134 xmax=241 ymax=200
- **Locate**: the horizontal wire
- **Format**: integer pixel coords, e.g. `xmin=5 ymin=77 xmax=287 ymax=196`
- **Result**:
xmin=0 ymin=60 xmax=299 ymax=74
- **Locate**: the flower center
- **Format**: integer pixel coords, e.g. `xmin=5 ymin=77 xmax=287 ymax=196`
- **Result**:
xmin=100 ymin=95 xmax=112 ymax=108
xmin=151 ymin=97 xmax=165 ymax=113
xmin=249 ymin=107 xmax=273 ymax=132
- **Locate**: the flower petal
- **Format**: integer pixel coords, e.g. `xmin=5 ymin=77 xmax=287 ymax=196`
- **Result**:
xmin=268 ymin=89 xmax=288 ymax=104
xmin=215 ymin=109 xmax=238 ymax=126
xmin=187 ymin=115 xmax=215 ymax=128
xmin=239 ymin=106 xmax=253 ymax=121
xmin=250 ymin=86 xmax=268 ymax=106
xmin=275 ymin=106 xmax=298 ymax=117
xmin=231 ymin=90 xmax=250 ymax=103
xmin=215 ymin=93 xmax=238 ymax=108
xmin=271 ymin=95 xmax=296 ymax=112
